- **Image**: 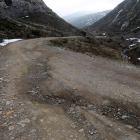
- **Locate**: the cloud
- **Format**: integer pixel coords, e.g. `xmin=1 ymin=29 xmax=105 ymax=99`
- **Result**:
xmin=44 ymin=0 xmax=124 ymax=17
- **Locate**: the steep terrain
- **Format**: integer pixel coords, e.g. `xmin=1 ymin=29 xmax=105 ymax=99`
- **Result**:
xmin=84 ymin=0 xmax=140 ymax=65
xmin=85 ymin=0 xmax=140 ymax=35
xmin=0 ymin=0 xmax=85 ymax=41
xmin=67 ymin=10 xmax=111 ymax=29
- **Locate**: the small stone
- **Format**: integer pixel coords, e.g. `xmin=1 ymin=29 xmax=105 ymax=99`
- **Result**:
xmin=102 ymin=112 xmax=108 ymax=115
xmin=89 ymin=131 xmax=94 ymax=135
xmin=79 ymin=129 xmax=84 ymax=133
xmin=6 ymin=101 xmax=12 ymax=105
xmin=126 ymin=125 xmax=133 ymax=129
xmin=0 ymin=78 xmax=3 ymax=81
xmin=9 ymin=126 xmax=14 ymax=131
xmin=71 ymin=123 xmax=76 ymax=128
xmin=88 ymin=104 xmax=93 ymax=109
xmin=40 ymin=119 xmax=44 ymax=122
xmin=32 ymin=117 xmax=37 ymax=121
xmin=31 ymin=129 xmax=36 ymax=133
xmin=21 ymin=118 xmax=30 ymax=123
xmin=0 ymin=111 xmax=2 ymax=115
xmin=118 ymin=108 xmax=121 ymax=111
xmin=110 ymin=124 xmax=113 ymax=127
xmin=122 ymin=115 xmax=128 ymax=120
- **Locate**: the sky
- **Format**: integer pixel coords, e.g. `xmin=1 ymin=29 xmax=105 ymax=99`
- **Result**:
xmin=44 ymin=0 xmax=124 ymax=17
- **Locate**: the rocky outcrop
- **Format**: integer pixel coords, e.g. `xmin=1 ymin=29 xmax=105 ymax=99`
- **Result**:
xmin=85 ymin=0 xmax=140 ymax=35
xmin=0 ymin=0 xmax=52 ymax=18
xmin=0 ymin=0 xmax=85 ymax=36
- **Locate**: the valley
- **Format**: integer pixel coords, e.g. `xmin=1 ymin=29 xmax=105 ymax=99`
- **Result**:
xmin=0 ymin=0 xmax=140 ymax=139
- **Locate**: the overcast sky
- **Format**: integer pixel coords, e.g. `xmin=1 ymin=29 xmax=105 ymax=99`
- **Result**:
xmin=44 ymin=0 xmax=124 ymax=17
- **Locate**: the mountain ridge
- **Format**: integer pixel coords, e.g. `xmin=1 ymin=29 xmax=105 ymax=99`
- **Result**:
xmin=85 ymin=0 xmax=140 ymax=36
xmin=67 ymin=10 xmax=111 ymax=29
xmin=0 ymin=0 xmax=85 ymax=41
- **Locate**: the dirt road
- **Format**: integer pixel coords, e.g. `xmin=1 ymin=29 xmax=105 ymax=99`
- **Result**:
xmin=0 ymin=37 xmax=140 ymax=140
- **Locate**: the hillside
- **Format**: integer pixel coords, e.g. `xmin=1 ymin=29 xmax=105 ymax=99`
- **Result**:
xmin=85 ymin=0 xmax=140 ymax=35
xmin=0 ymin=0 xmax=85 ymax=41
xmin=67 ymin=10 xmax=111 ymax=29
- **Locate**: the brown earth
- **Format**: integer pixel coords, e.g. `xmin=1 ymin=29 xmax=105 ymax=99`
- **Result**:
xmin=0 ymin=37 xmax=140 ymax=140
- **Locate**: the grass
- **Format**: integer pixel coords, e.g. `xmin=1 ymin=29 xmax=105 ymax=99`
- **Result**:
xmin=50 ymin=37 xmax=122 ymax=60
xmin=0 ymin=13 xmax=73 ymax=41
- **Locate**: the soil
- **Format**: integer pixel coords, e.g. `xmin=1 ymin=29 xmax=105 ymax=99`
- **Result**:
xmin=0 ymin=37 xmax=140 ymax=140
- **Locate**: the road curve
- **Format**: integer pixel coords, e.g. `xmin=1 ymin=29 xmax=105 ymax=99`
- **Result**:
xmin=0 ymin=37 xmax=140 ymax=140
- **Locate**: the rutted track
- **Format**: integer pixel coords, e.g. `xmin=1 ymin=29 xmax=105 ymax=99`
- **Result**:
xmin=0 ymin=37 xmax=140 ymax=140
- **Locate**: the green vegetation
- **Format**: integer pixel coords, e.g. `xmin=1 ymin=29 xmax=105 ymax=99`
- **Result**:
xmin=31 ymin=29 xmax=41 ymax=36
xmin=50 ymin=37 xmax=122 ymax=60
xmin=0 ymin=13 xmax=73 ymax=42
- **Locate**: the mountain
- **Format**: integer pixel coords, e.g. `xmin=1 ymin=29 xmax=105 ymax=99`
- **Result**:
xmin=67 ymin=10 xmax=111 ymax=29
xmin=63 ymin=10 xmax=97 ymax=21
xmin=0 ymin=0 xmax=85 ymax=41
xmin=85 ymin=0 xmax=140 ymax=36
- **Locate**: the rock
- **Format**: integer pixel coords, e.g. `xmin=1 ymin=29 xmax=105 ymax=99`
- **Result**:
xmin=88 ymin=104 xmax=93 ymax=109
xmin=102 ymin=112 xmax=108 ymax=115
xmin=126 ymin=125 xmax=133 ymax=129
xmin=110 ymin=124 xmax=113 ymax=127
xmin=122 ymin=115 xmax=128 ymax=120
xmin=6 ymin=111 xmax=14 ymax=115
xmin=79 ymin=129 xmax=84 ymax=133
xmin=0 ymin=111 xmax=2 ymax=115
xmin=21 ymin=118 xmax=30 ymax=123
xmin=71 ymin=123 xmax=76 ymax=128
xmin=9 ymin=126 xmax=14 ymax=131
xmin=32 ymin=117 xmax=37 ymax=121
xmin=89 ymin=131 xmax=94 ymax=135
xmin=0 ymin=78 xmax=3 ymax=81
xmin=40 ymin=119 xmax=44 ymax=122
xmin=6 ymin=101 xmax=12 ymax=105
xmin=31 ymin=129 xmax=36 ymax=133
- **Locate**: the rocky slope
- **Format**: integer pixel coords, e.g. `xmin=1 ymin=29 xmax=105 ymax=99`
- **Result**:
xmin=67 ymin=10 xmax=111 ymax=29
xmin=85 ymin=0 xmax=140 ymax=36
xmin=0 ymin=0 xmax=85 ymax=41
